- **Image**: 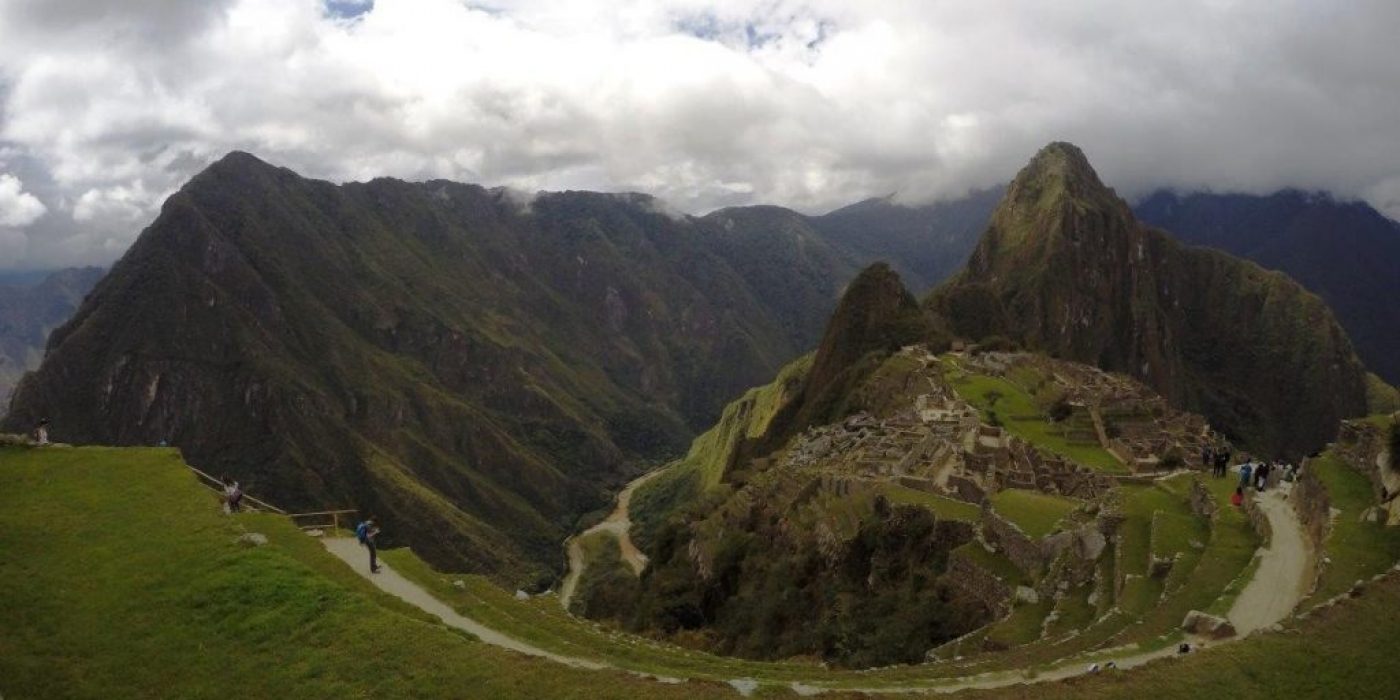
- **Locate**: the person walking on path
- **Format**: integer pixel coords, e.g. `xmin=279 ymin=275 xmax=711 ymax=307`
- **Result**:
xmin=1231 ymin=486 xmax=1244 ymax=508
xmin=1200 ymin=445 xmax=1213 ymax=470
xmin=1256 ymin=462 xmax=1272 ymax=492
xmin=1215 ymin=448 xmax=1232 ymax=478
xmin=356 ymin=517 xmax=382 ymax=573
xmin=1238 ymin=460 xmax=1254 ymax=490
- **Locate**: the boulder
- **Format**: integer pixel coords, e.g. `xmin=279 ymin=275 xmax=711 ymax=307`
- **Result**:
xmin=1014 ymin=586 xmax=1040 ymax=605
xmin=237 ymin=532 xmax=268 ymax=547
xmin=1181 ymin=610 xmax=1236 ymax=639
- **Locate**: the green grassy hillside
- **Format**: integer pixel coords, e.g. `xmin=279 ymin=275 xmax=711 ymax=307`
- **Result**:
xmin=7 ymin=443 xmax=1400 ymax=698
xmin=0 ymin=445 xmax=748 ymax=700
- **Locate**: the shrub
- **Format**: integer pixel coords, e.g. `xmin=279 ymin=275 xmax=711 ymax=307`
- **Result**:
xmin=1047 ymin=398 xmax=1073 ymax=423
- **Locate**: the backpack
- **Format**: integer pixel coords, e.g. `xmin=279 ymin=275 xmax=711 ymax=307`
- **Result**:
xmin=355 ymin=521 xmax=369 ymax=544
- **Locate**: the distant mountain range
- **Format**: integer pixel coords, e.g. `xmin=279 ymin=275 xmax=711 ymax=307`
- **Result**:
xmin=0 ymin=267 xmax=104 ymax=407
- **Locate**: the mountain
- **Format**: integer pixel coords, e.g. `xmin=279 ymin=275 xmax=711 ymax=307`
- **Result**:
xmin=1134 ymin=189 xmax=1400 ymax=386
xmin=928 ymin=142 xmax=1370 ymax=457
xmin=0 ymin=267 xmax=105 ymax=408
xmin=808 ymin=188 xmax=1003 ymax=293
xmin=1 ymin=152 xmax=856 ymax=582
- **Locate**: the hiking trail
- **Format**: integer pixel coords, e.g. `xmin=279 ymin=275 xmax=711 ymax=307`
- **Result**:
xmin=1227 ymin=487 xmax=1313 ymax=635
xmin=559 ymin=467 xmax=666 ymax=609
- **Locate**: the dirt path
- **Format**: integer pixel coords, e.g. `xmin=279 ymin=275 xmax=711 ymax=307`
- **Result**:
xmin=559 ymin=468 xmax=666 ymax=609
xmin=1228 ymin=488 xmax=1313 ymax=636
xmin=322 ymin=538 xmax=606 ymax=669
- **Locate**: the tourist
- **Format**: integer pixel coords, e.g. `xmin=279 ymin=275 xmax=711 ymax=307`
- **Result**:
xmin=33 ymin=419 xmax=50 ymax=446
xmin=357 ymin=517 xmax=382 ymax=573
xmin=222 ymin=477 xmax=243 ymax=513
xmin=1213 ymin=449 xmax=1229 ymax=478
xmin=1256 ymin=462 xmax=1271 ymax=491
xmin=1238 ymin=460 xmax=1254 ymax=490
xmin=1231 ymin=486 xmax=1244 ymax=508
xmin=1200 ymin=445 xmax=1213 ymax=469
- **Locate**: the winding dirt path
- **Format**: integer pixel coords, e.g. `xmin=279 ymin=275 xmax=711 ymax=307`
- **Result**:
xmin=319 ymin=478 xmax=1316 ymax=695
xmin=1227 ymin=488 xmax=1313 ymax=635
xmin=559 ymin=468 xmax=666 ymax=609
xmin=321 ymin=538 xmax=606 ymax=669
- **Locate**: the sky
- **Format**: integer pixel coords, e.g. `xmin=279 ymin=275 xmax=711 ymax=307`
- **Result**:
xmin=1 ymin=0 xmax=1398 ymax=269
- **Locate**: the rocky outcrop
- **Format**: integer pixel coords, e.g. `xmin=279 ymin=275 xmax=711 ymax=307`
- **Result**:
xmin=1182 ymin=610 xmax=1237 ymax=639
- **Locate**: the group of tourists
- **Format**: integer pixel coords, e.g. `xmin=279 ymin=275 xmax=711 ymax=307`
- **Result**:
xmin=1228 ymin=457 xmax=1299 ymax=508
xmin=1200 ymin=445 xmax=1233 ymax=477
xmin=1202 ymin=444 xmax=1299 ymax=509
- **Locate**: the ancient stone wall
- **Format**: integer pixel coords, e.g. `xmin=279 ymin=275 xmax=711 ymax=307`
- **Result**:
xmin=981 ymin=508 xmax=1047 ymax=575
xmin=945 ymin=549 xmax=1013 ymax=616
xmin=1291 ymin=466 xmax=1331 ymax=590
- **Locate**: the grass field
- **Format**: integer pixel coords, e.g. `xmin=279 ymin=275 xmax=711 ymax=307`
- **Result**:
xmin=990 ymin=489 xmax=1081 ymax=538
xmin=948 ymin=367 xmax=1126 ymax=473
xmin=1304 ymin=451 xmax=1400 ymax=606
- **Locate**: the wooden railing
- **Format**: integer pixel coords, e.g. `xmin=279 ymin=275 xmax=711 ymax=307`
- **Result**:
xmin=287 ymin=509 xmax=358 ymax=536
xmin=186 ymin=464 xmax=288 ymax=514
xmin=186 ymin=464 xmax=355 ymax=534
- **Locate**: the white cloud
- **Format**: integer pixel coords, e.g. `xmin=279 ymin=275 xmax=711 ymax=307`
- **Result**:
xmin=0 ymin=173 xmax=47 ymax=227
xmin=0 ymin=0 xmax=1399 ymax=268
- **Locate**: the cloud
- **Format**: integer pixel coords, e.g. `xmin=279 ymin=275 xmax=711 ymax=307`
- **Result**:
xmin=0 ymin=173 xmax=47 ymax=226
xmin=1 ymin=0 xmax=1399 ymax=268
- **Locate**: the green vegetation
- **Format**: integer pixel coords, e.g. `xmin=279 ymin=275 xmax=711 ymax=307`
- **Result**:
xmin=954 ymin=542 xmax=1028 ymax=586
xmin=0 ymin=445 xmax=745 ymax=700
xmin=629 ymin=354 xmax=812 ymax=550
xmin=882 ymin=484 xmax=981 ymax=521
xmin=1305 ymin=451 xmax=1400 ymax=605
xmin=947 ymin=362 xmax=1126 ymax=473
xmin=11 ymin=442 xmax=1400 ymax=698
xmin=990 ymin=489 xmax=1081 ymax=538
xmin=984 ymin=599 xmax=1052 ymax=649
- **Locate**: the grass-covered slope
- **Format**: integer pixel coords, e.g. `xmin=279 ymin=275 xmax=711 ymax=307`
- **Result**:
xmin=0 ymin=445 xmax=746 ymax=700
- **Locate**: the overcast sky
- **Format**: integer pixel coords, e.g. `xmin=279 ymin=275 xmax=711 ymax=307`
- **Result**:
xmin=1 ymin=0 xmax=1398 ymax=269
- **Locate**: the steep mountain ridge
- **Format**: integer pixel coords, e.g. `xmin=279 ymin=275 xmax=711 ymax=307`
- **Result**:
xmin=929 ymin=142 xmax=1370 ymax=456
xmin=2 ymin=152 xmax=856 ymax=581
